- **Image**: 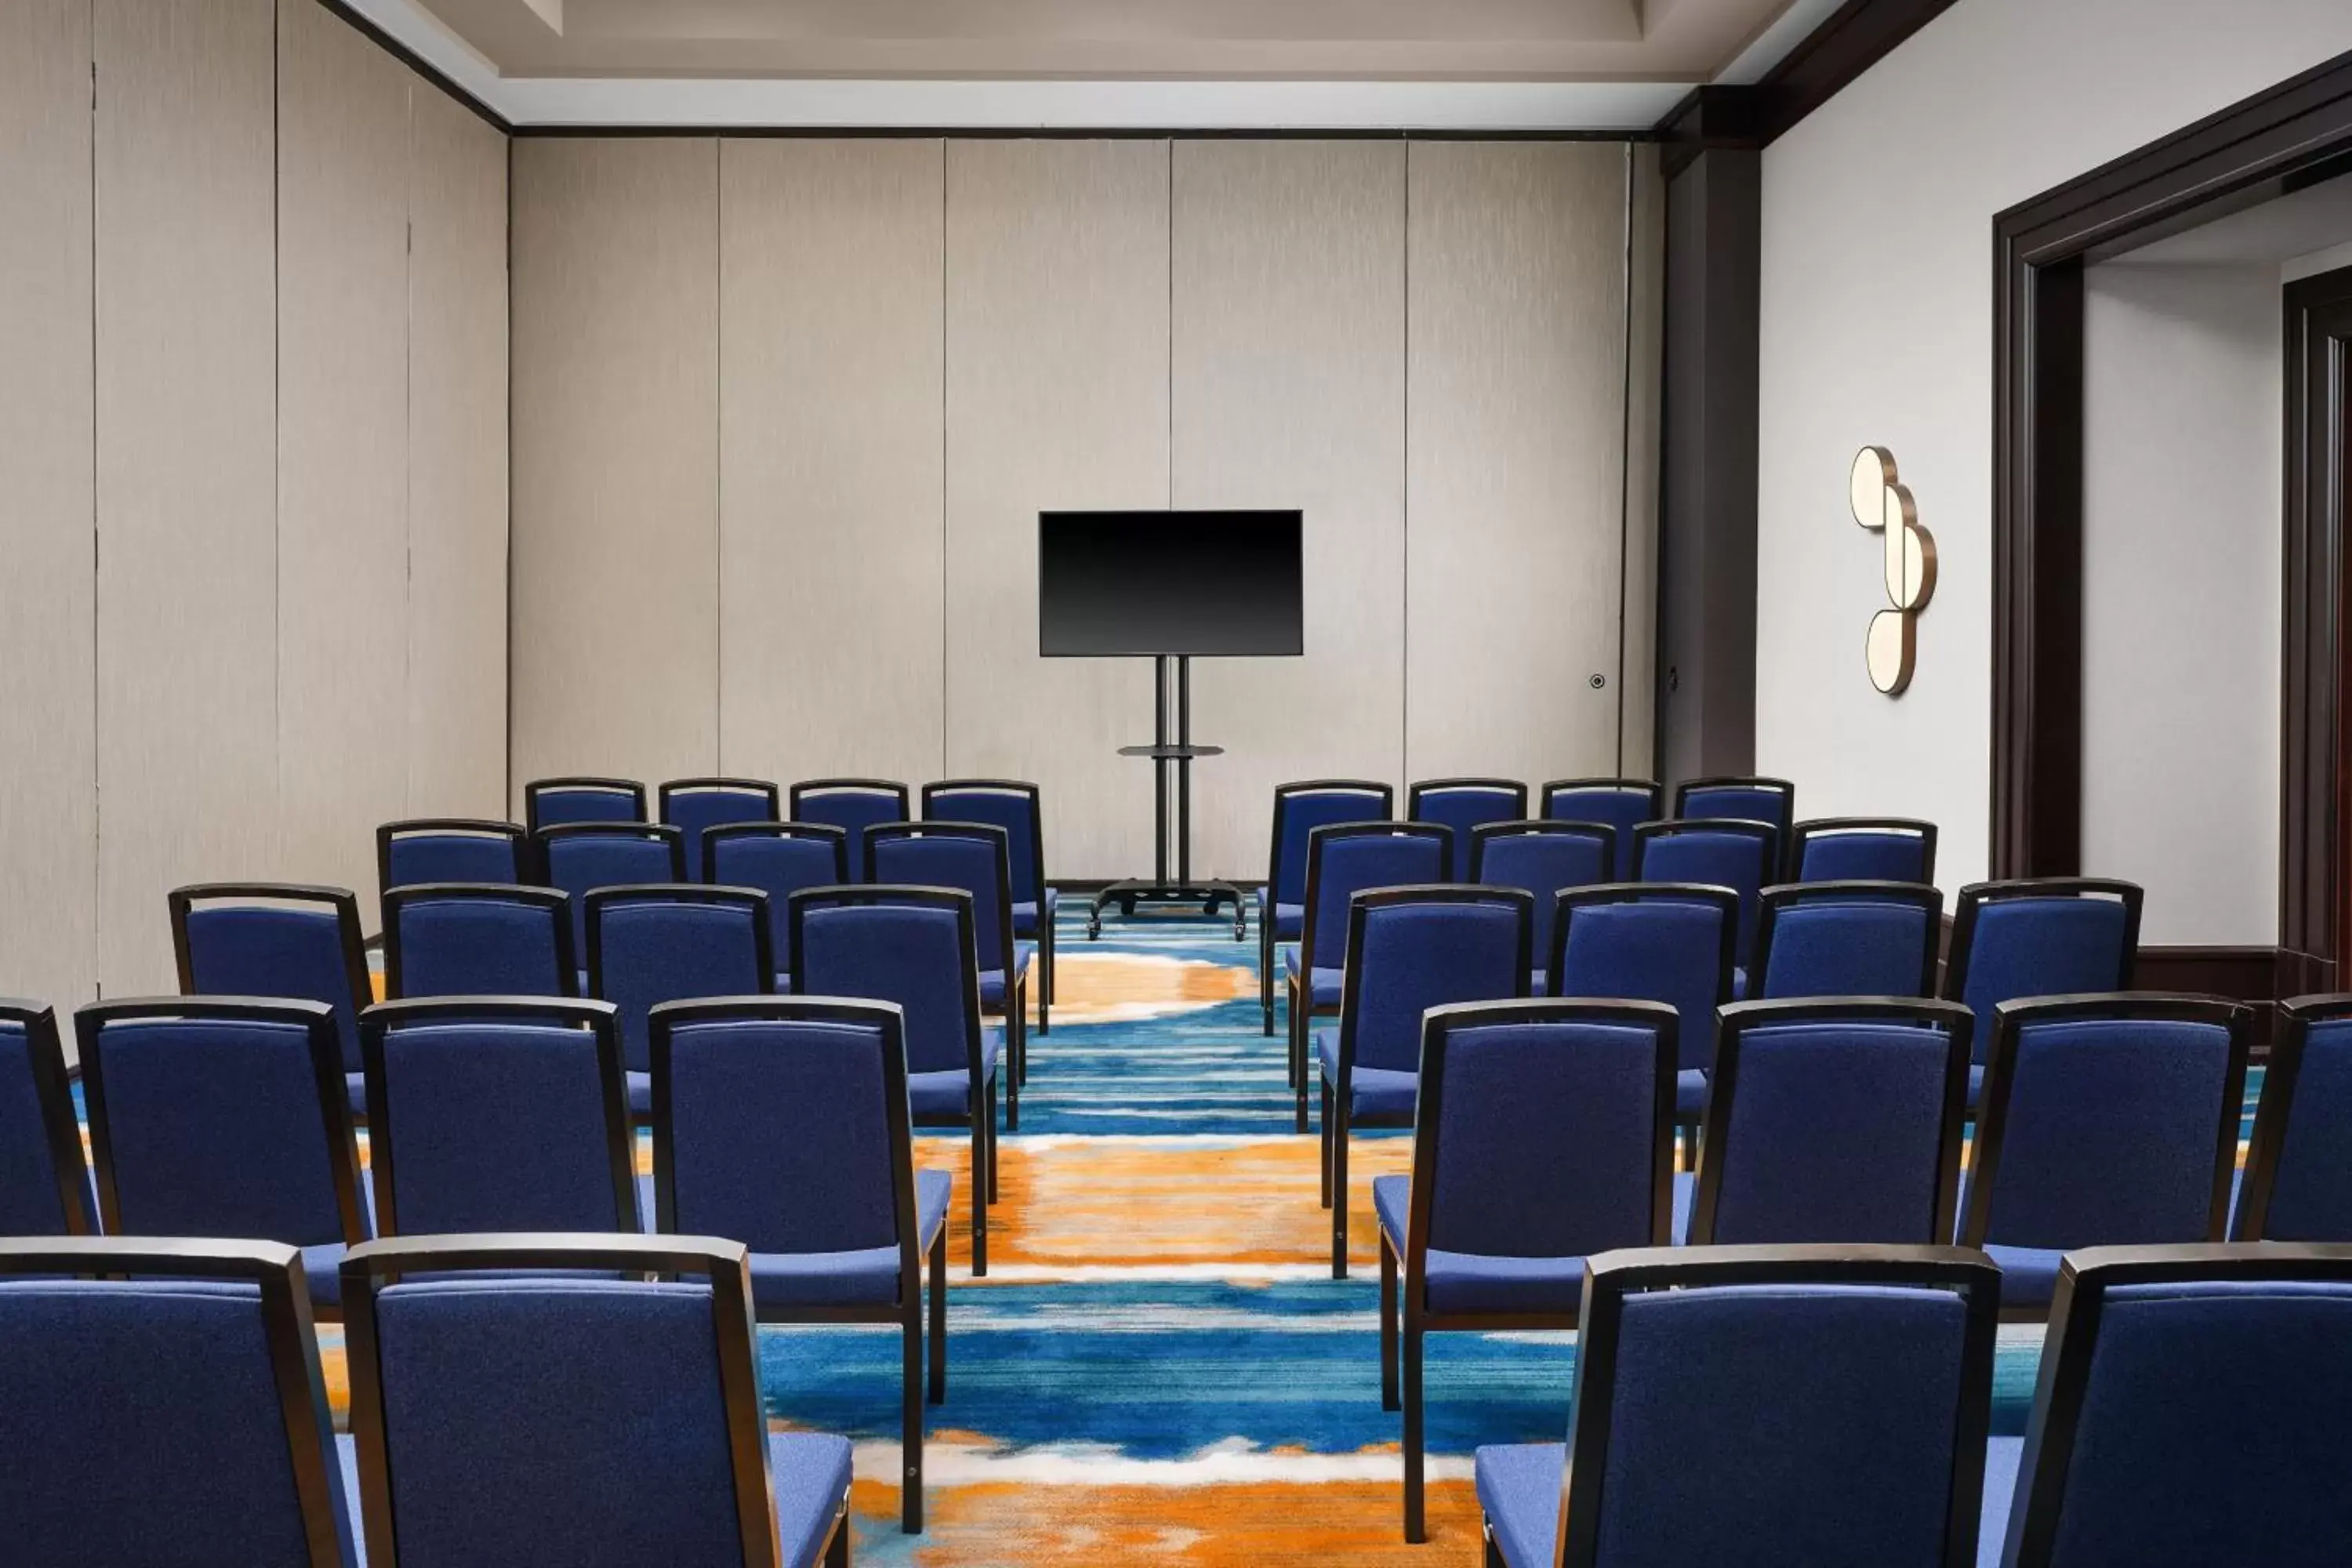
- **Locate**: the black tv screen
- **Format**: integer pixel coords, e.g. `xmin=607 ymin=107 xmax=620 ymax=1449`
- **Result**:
xmin=1038 ymin=510 xmax=1304 ymax=658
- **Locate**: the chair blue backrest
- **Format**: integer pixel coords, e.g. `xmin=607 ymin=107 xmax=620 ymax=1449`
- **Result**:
xmin=342 ymin=1236 xmax=792 ymax=1568
xmin=524 ymin=775 xmax=647 ymax=834
xmin=1998 ymin=1246 xmax=2352 ymax=1568
xmin=0 ymin=1004 xmax=94 ymax=1236
xmin=361 ymin=998 xmax=637 ymax=1237
xmin=1556 ymin=1248 xmax=1998 ymax=1568
xmin=1407 ymin=779 xmax=1528 ymax=880
xmin=660 ymin=779 xmax=782 ymax=882
xmin=538 ymin=825 xmax=687 ymax=958
xmin=1788 ymin=818 xmax=1936 ymax=885
xmin=1693 ymin=1001 xmax=1973 ymax=1247
xmin=1674 ymin=775 xmax=1795 ymax=839
xmin=1945 ymin=880 xmax=2142 ymax=1064
xmin=1300 ymin=823 xmax=1451 ymax=972
xmin=790 ymin=888 xmax=982 ymax=1080
xmin=1410 ymin=1000 xmax=1675 ymax=1267
xmin=1629 ymin=821 xmax=1776 ymax=969
xmin=1964 ymin=997 xmax=2245 ymax=1253
xmin=383 ymin=884 xmax=575 ymax=1000
xmin=586 ymin=887 xmax=772 ymax=1076
xmin=1539 ymin=779 xmax=1662 ymax=873
xmin=1552 ymin=885 xmax=1737 ymax=1074
xmin=869 ymin=823 xmax=1017 ymax=977
xmin=925 ymin=781 xmax=1047 ymax=909
xmin=1266 ymin=781 xmax=1393 ymax=909
xmin=1338 ymin=889 xmax=1530 ymax=1075
xmin=789 ymin=779 xmax=911 ymax=882
xmin=652 ymin=999 xmax=917 ymax=1267
xmin=172 ymin=884 xmax=371 ymax=1075
xmin=2238 ymin=1000 xmax=2352 ymax=1240
xmin=706 ymin=825 xmax=848 ymax=973
xmin=1753 ymin=883 xmax=1943 ymax=1000
xmin=76 ymin=999 xmax=365 ymax=1254
xmin=377 ymin=818 xmax=529 ymax=896
xmin=1471 ymin=822 xmax=1613 ymax=970
xmin=0 ymin=1239 xmax=354 ymax=1568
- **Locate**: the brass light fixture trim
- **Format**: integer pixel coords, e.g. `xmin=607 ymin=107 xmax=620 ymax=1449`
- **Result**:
xmin=1850 ymin=446 xmax=1936 ymax=695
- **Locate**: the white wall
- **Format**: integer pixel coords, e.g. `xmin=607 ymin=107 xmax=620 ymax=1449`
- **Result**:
xmin=2080 ymin=263 xmax=2281 ymax=943
xmin=1755 ymin=0 xmax=2352 ymax=916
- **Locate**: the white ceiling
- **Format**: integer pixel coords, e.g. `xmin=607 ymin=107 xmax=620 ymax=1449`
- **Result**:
xmin=347 ymin=0 xmax=1818 ymax=129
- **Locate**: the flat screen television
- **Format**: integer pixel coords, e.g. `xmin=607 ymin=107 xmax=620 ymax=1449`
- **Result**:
xmin=1038 ymin=510 xmax=1304 ymax=658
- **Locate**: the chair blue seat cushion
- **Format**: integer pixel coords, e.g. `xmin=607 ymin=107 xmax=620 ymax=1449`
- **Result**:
xmin=1968 ymin=1062 xmax=1985 ymax=1109
xmin=1678 ymin=1067 xmax=1708 ymax=1118
xmin=1314 ymin=1030 xmax=1417 ymax=1121
xmin=770 ymin=1431 xmax=854 ymax=1568
xmin=627 ymin=1070 xmax=652 ymax=1116
xmin=1672 ymin=1170 xmax=1694 ymax=1244
xmin=300 ymin=1242 xmax=350 ymax=1311
xmin=1984 ymin=1243 xmax=2063 ymax=1311
xmin=1732 ymin=966 xmax=1748 ymax=1000
xmin=1978 ymin=1436 xmax=2024 ymax=1568
xmin=772 ymin=971 xmax=792 ymax=993
xmin=1475 ymin=1441 xmax=1566 ymax=1568
xmin=1269 ymin=900 xmax=1304 ymax=941
xmin=978 ymin=944 xmax=1036 ymax=1011
xmin=747 ymin=1169 xmax=953 ymax=1308
xmin=1279 ymin=946 xmax=1344 ymax=1008
xmin=346 ymin=1071 xmax=368 ymax=1116
xmin=1374 ymin=1176 xmax=1584 ymax=1315
xmin=1010 ymin=888 xmax=1060 ymax=939
xmin=908 ymin=1031 xmax=1004 ymax=1120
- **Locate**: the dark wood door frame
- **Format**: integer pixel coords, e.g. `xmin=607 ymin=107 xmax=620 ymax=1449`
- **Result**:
xmin=1990 ymin=52 xmax=2352 ymax=1013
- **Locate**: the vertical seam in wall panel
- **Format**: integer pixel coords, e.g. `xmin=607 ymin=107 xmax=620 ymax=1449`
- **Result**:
xmin=272 ymin=0 xmax=285 ymax=873
xmin=402 ymin=82 xmax=415 ymax=815
xmin=1167 ymin=137 xmax=1174 ymax=512
xmin=1400 ymin=140 xmax=1411 ymax=786
xmin=940 ymin=138 xmax=949 ymax=779
xmin=88 ymin=15 xmax=101 ymax=997
xmin=1615 ymin=143 xmax=1635 ymax=774
xmin=503 ymin=133 xmax=514 ymax=815
xmin=714 ymin=137 xmax=725 ymax=774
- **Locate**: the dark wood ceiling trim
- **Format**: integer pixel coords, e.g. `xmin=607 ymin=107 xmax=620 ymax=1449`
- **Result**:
xmin=1751 ymin=0 xmax=1963 ymax=143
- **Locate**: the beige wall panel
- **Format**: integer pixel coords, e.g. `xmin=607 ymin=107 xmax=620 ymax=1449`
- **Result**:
xmin=511 ymin=137 xmax=719 ymax=804
xmin=276 ymin=0 xmax=412 ymax=909
xmin=95 ymin=0 xmax=280 ymax=994
xmin=1172 ymin=140 xmax=1406 ymax=883
xmin=1405 ymin=142 xmax=1628 ymax=786
xmin=407 ymin=89 xmax=510 ymax=821
xmin=719 ymin=139 xmax=945 ymax=789
xmin=945 ymin=140 xmax=1168 ymax=878
xmin=1620 ymin=143 xmax=1664 ymax=777
xmin=0 ymin=0 xmax=97 ymax=1010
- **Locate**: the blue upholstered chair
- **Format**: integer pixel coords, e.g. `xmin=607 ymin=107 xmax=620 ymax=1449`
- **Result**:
xmin=1376 ymin=998 xmax=1676 ymax=1541
xmin=1537 ymin=778 xmax=1661 ymax=875
xmin=340 ymin=1235 xmax=852 ymax=1568
xmin=1751 ymin=880 xmax=1944 ymax=1000
xmin=359 ymin=997 xmax=639 ymax=1237
xmin=1686 ymin=999 xmax=1973 ymax=1247
xmin=376 ymin=817 xmax=530 ymax=900
xmin=660 ymin=776 xmax=782 ymax=881
xmin=0 ymin=1237 xmax=357 ymax=1568
xmin=382 ymin=883 xmax=576 ymax=1000
xmin=1628 ymin=818 xmax=1777 ymax=984
xmin=651 ymin=997 xmax=953 ymax=1534
xmin=790 ymin=885 xmax=1003 ymax=1276
xmin=522 ymin=775 xmax=647 ymax=833
xmin=1469 ymin=821 xmax=1614 ymax=990
xmin=75 ymin=997 xmax=370 ymax=1315
xmin=2235 ymin=994 xmax=2352 ymax=1240
xmin=1320 ymin=886 xmax=1532 ymax=1278
xmin=1943 ymin=880 xmax=2143 ymax=1108
xmin=1787 ymin=816 xmax=1937 ymax=884
xmin=1261 ymin=780 xmax=1395 ymax=1035
xmin=1961 ymin=995 xmax=2248 ymax=1316
xmin=706 ymin=822 xmax=848 ymax=991
xmin=1407 ymin=779 xmax=1529 ymax=880
xmin=1475 ymin=1246 xmax=1999 ymax=1568
xmin=789 ymin=779 xmax=911 ymax=882
xmin=869 ymin=821 xmax=1033 ymax=1098
xmin=586 ymin=884 xmax=773 ymax=1117
xmin=1673 ymin=774 xmax=1796 ymax=869
xmin=1982 ymin=1243 xmax=2352 ymax=1568
xmin=171 ymin=881 xmax=374 ymax=1115
xmin=1550 ymin=883 xmax=1738 ymax=1159
xmin=1287 ymin=821 xmax=1453 ymax=1126
xmin=536 ymin=822 xmax=687 ymax=971
xmin=0 ymin=1001 xmax=96 ymax=1236
xmin=926 ymin=779 xmax=1058 ymax=1036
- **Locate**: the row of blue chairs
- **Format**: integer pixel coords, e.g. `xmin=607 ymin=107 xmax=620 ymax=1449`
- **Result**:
xmin=1 ymin=992 xmax=955 ymax=1534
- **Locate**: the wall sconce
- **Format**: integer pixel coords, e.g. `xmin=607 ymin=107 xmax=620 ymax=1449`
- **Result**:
xmin=1851 ymin=446 xmax=1936 ymax=695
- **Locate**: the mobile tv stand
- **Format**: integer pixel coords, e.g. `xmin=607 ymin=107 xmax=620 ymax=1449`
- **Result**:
xmin=1088 ymin=655 xmax=1249 ymax=941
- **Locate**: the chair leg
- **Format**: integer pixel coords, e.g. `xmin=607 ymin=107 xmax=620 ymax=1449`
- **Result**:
xmin=1403 ymin=1324 xmax=1425 ymax=1543
xmin=928 ymin=1229 xmax=948 ymax=1404
xmin=1483 ymin=1526 xmax=1504 ymax=1568
xmin=971 ymin=1113 xmax=990 ymax=1278
xmin=1318 ymin=1082 xmax=1333 ymax=1207
xmin=827 ymin=1514 xmax=852 ymax=1568
xmin=1379 ymin=1235 xmax=1399 ymax=1413
xmin=1261 ymin=920 xmax=1276 ymax=1036
xmin=902 ymin=1314 xmax=924 ymax=1534
xmin=1005 ymin=1002 xmax=1022 ymax=1132
xmin=1331 ymin=1116 xmax=1351 ymax=1279
xmin=1037 ymin=916 xmax=1053 ymax=1040
xmin=1285 ymin=975 xmax=1301 ymax=1087
xmin=985 ymin=1083 xmax=1001 ymax=1206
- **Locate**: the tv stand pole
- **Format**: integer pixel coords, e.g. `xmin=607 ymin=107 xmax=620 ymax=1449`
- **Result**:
xmin=1088 ymin=655 xmax=1248 ymax=940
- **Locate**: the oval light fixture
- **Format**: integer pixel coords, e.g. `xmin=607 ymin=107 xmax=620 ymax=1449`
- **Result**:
xmin=1851 ymin=446 xmax=1936 ymax=695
